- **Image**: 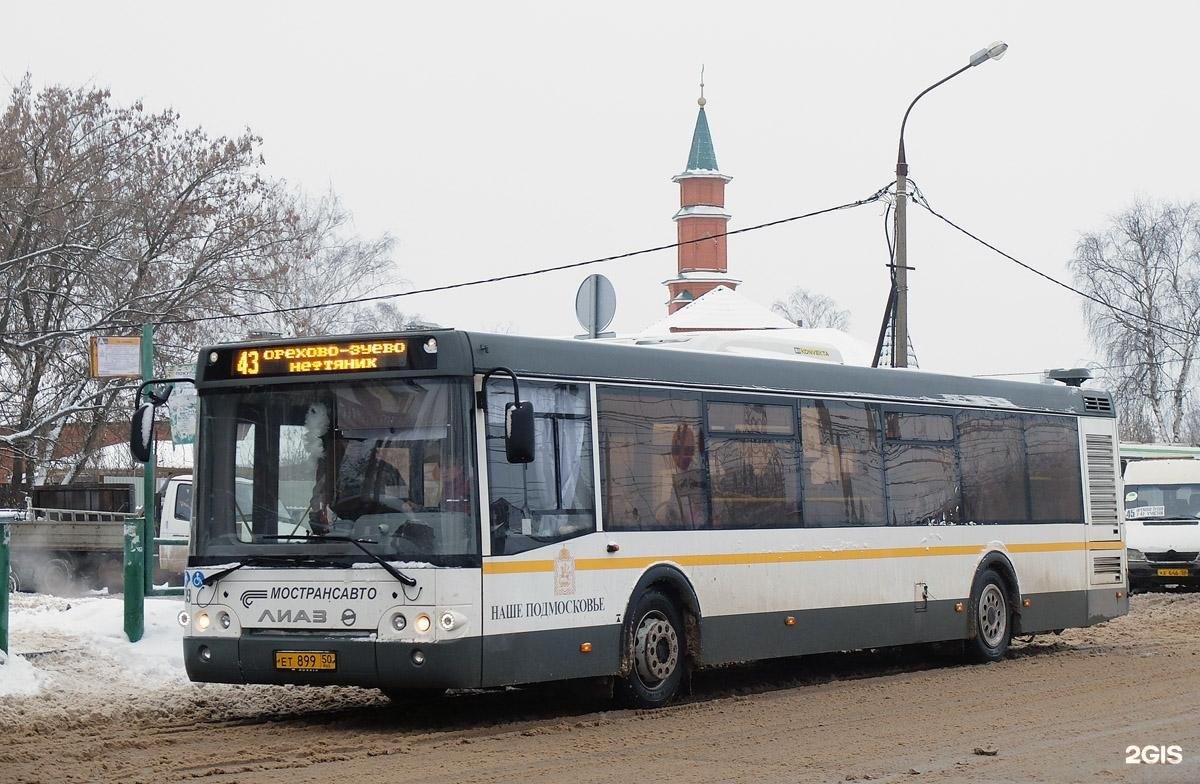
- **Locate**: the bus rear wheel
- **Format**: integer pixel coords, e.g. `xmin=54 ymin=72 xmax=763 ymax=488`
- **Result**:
xmin=616 ymin=590 xmax=686 ymax=709
xmin=967 ymin=570 xmax=1011 ymax=662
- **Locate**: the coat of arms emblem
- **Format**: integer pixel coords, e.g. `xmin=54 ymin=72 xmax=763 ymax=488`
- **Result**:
xmin=554 ymin=546 xmax=576 ymax=595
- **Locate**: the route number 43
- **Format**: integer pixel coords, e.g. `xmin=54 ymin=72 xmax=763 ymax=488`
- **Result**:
xmin=1126 ymin=745 xmax=1183 ymax=764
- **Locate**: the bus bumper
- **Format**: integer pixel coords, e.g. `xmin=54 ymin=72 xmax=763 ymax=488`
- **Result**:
xmin=183 ymin=634 xmax=482 ymax=689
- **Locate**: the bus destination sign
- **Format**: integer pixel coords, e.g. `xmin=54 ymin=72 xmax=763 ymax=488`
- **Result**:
xmin=231 ymin=340 xmax=410 ymax=377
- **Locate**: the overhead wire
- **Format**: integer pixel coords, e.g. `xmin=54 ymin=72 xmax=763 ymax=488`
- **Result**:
xmin=912 ymin=199 xmax=1200 ymax=342
xmin=0 ymin=183 xmax=894 ymax=340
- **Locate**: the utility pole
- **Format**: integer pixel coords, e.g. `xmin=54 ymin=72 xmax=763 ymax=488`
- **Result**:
xmin=889 ymin=41 xmax=1008 ymax=368
xmin=892 ymin=147 xmax=910 ymax=368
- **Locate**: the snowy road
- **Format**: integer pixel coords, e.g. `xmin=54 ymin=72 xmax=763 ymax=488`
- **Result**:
xmin=2 ymin=592 xmax=1199 ymax=783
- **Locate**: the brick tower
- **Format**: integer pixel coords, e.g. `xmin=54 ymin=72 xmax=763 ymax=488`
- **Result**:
xmin=664 ymin=85 xmax=739 ymax=314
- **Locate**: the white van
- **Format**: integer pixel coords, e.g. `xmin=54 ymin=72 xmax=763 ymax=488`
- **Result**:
xmin=1124 ymin=459 xmax=1200 ymax=590
xmin=156 ymin=475 xmax=312 ymax=574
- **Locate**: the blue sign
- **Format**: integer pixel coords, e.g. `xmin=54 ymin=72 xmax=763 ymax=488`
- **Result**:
xmin=191 ymin=571 xmax=204 ymax=588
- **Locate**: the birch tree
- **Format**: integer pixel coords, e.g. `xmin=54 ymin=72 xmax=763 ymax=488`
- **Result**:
xmin=771 ymin=288 xmax=851 ymax=330
xmin=1070 ymin=201 xmax=1200 ymax=443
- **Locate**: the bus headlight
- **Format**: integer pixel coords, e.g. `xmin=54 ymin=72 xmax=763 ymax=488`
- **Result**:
xmin=440 ymin=612 xmax=456 ymax=631
xmin=391 ymin=612 xmax=407 ymax=631
xmin=195 ymin=612 xmax=211 ymax=632
xmin=219 ymin=612 xmax=232 ymax=630
xmin=177 ymin=610 xmax=190 ymax=627
xmin=414 ymin=613 xmax=432 ymax=634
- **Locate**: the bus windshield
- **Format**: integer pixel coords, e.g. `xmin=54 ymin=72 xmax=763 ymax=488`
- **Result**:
xmin=1125 ymin=483 xmax=1200 ymax=522
xmin=195 ymin=377 xmax=478 ymax=565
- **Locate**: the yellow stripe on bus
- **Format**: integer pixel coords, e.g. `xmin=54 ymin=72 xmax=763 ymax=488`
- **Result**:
xmin=482 ymin=539 xmax=1126 ymax=575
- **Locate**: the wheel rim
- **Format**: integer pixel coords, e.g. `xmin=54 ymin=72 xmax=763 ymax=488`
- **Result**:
xmin=978 ymin=583 xmax=1007 ymax=648
xmin=633 ymin=610 xmax=679 ymax=687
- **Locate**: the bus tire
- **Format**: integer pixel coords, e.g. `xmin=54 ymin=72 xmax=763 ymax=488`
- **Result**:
xmin=967 ymin=570 xmax=1011 ymax=662
xmin=616 ymin=590 xmax=686 ymax=709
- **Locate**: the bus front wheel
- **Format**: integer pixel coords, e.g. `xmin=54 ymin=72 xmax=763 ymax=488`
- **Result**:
xmin=966 ymin=570 xmax=1012 ymax=662
xmin=616 ymin=590 xmax=686 ymax=709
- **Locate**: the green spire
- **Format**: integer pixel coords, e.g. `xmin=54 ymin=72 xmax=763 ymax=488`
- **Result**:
xmin=685 ymin=106 xmax=719 ymax=171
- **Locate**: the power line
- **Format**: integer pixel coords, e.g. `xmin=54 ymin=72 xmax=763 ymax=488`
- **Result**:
xmin=914 ymin=200 xmax=1200 ymax=343
xmin=1 ymin=184 xmax=893 ymax=340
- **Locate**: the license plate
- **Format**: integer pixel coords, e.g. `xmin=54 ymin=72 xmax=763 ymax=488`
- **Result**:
xmin=1156 ymin=568 xmax=1191 ymax=577
xmin=274 ymin=651 xmax=337 ymax=671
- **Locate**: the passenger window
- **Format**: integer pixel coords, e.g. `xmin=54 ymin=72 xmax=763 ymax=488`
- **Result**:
xmin=707 ymin=401 xmax=800 ymax=528
xmin=883 ymin=410 xmax=960 ymax=526
xmin=598 ymin=387 xmax=708 ymax=530
xmin=1024 ymin=416 xmax=1084 ymax=522
xmin=486 ymin=380 xmax=596 ymax=555
xmin=957 ymin=414 xmax=1028 ymax=523
xmin=800 ymin=400 xmax=884 ymax=526
xmin=884 ymin=443 xmax=959 ymax=525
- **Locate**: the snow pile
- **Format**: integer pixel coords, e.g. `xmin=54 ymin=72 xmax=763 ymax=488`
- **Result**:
xmin=0 ymin=649 xmax=47 ymax=696
xmin=0 ymin=592 xmax=383 ymax=735
xmin=0 ymin=593 xmax=185 ymax=699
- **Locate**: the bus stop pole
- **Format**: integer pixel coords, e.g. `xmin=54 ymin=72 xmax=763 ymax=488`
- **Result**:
xmin=1 ymin=520 xmax=10 ymax=655
xmin=123 ymin=516 xmax=144 ymax=642
xmin=141 ymin=323 xmax=157 ymax=596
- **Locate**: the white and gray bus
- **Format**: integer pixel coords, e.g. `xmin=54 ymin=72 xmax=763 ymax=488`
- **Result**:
xmin=149 ymin=330 xmax=1128 ymax=707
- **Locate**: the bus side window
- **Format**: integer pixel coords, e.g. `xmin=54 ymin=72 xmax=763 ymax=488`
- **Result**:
xmin=882 ymin=411 xmax=960 ymax=526
xmin=1024 ymin=415 xmax=1084 ymax=522
xmin=957 ymin=413 xmax=1028 ymax=523
xmin=706 ymin=400 xmax=800 ymax=528
xmin=486 ymin=380 xmax=596 ymax=555
xmin=799 ymin=400 xmax=884 ymax=527
xmin=597 ymin=387 xmax=708 ymax=531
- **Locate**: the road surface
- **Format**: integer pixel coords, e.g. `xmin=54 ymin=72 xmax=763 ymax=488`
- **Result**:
xmin=3 ymin=592 xmax=1198 ymax=784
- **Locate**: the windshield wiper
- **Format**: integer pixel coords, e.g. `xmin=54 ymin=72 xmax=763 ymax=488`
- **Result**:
xmin=201 ymin=554 xmax=326 ymax=586
xmin=257 ymin=534 xmax=418 ymax=587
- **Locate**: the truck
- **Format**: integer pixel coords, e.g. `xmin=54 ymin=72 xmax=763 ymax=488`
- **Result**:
xmin=7 ymin=477 xmax=191 ymax=595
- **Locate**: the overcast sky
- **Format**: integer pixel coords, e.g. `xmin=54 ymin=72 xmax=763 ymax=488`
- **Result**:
xmin=5 ymin=1 xmax=1198 ymax=379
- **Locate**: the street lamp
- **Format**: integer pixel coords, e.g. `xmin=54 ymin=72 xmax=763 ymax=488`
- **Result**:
xmin=890 ymin=41 xmax=1007 ymax=368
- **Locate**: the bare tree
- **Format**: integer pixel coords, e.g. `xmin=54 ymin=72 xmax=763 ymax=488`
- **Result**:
xmin=1070 ymin=201 xmax=1200 ymax=443
xmin=240 ymin=188 xmax=410 ymax=337
xmin=771 ymin=288 xmax=851 ymax=330
xmin=0 ymin=77 xmax=400 ymax=486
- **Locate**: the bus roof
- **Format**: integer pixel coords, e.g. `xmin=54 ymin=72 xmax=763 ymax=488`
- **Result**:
xmin=195 ymin=329 xmax=1113 ymax=418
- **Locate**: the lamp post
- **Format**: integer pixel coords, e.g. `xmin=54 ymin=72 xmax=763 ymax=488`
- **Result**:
xmin=891 ymin=41 xmax=1007 ymax=368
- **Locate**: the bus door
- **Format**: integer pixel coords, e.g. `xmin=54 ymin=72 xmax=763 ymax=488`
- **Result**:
xmin=479 ymin=378 xmax=613 ymax=687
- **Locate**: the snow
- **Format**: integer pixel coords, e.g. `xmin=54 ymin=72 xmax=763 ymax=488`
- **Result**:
xmin=0 ymin=593 xmax=184 ymax=698
xmin=0 ymin=592 xmax=384 ymax=731
xmin=0 ymin=650 xmax=46 ymax=696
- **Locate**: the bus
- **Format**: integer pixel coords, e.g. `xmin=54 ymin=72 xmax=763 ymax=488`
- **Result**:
xmin=136 ymin=330 xmax=1128 ymax=708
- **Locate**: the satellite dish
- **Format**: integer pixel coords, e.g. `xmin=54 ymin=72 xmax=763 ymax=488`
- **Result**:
xmin=575 ymin=274 xmax=617 ymax=339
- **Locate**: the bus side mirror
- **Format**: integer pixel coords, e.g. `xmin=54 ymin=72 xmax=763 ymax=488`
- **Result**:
xmin=130 ymin=403 xmax=155 ymax=463
xmin=505 ymin=401 xmax=535 ymax=463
